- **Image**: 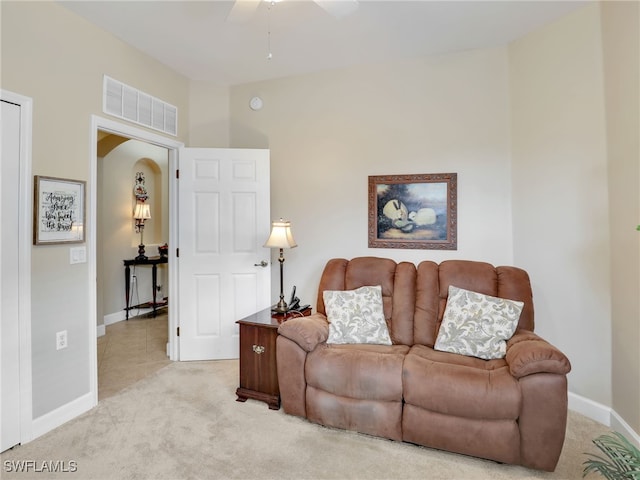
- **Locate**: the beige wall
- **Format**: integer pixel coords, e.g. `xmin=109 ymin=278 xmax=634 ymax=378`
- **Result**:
xmin=600 ymin=1 xmax=640 ymax=434
xmin=188 ymin=80 xmax=230 ymax=147
xmin=230 ymin=48 xmax=515 ymax=310
xmin=510 ymin=4 xmax=612 ymax=406
xmin=1 ymin=1 xmax=189 ymax=417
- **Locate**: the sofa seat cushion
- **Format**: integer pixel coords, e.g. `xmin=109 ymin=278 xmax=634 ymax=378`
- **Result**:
xmin=403 ymin=344 xmax=521 ymax=420
xmin=306 ymin=344 xmax=409 ymax=401
xmin=306 ymin=387 xmax=403 ymax=441
xmin=402 ymin=405 xmax=521 ymax=465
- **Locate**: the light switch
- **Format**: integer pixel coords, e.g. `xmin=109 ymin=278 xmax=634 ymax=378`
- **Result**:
xmin=69 ymin=246 xmax=86 ymax=264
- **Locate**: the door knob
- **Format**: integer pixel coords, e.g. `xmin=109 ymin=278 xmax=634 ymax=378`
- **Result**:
xmin=254 ymin=260 xmax=268 ymax=267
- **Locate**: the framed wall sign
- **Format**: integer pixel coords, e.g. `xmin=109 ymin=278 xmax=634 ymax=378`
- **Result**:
xmin=33 ymin=175 xmax=86 ymax=245
xmin=368 ymin=173 xmax=457 ymax=250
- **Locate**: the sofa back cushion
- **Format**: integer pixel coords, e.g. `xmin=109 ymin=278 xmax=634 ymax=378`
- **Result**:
xmin=413 ymin=261 xmax=440 ymax=347
xmin=317 ymin=257 xmax=416 ymax=345
xmin=414 ymin=260 xmax=534 ymax=347
xmin=318 ymin=257 xmax=534 ymax=348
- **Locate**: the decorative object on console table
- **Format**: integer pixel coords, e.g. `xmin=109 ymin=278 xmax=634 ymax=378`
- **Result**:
xmin=236 ymin=306 xmax=311 ymax=410
xmin=263 ymin=219 xmax=297 ymax=313
xmin=133 ymin=202 xmax=151 ymax=260
xmin=368 ymin=173 xmax=457 ymax=250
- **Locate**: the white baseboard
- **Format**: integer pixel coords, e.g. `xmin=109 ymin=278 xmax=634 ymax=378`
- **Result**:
xmin=611 ymin=409 xmax=640 ymax=448
xmin=568 ymin=391 xmax=612 ymax=426
xmin=103 ymin=310 xmax=126 ymax=326
xmin=31 ymin=392 xmax=95 ymax=441
xmin=100 ymin=307 xmax=154 ymax=335
xmin=569 ymin=391 xmax=640 ymax=447
xmin=98 ymin=309 xmax=154 ymax=337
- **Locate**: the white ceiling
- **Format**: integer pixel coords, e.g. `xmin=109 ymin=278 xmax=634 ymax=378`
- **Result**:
xmin=58 ymin=0 xmax=588 ymax=86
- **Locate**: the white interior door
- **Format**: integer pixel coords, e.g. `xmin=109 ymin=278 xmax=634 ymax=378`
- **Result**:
xmin=177 ymin=148 xmax=271 ymax=360
xmin=1 ymin=99 xmax=22 ymax=452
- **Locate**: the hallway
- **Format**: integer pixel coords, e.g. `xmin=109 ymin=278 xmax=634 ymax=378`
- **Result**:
xmin=97 ymin=312 xmax=170 ymax=401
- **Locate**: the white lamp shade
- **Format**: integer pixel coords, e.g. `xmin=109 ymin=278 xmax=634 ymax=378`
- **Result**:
xmin=133 ymin=203 xmax=151 ymax=220
xmin=264 ymin=220 xmax=297 ymax=249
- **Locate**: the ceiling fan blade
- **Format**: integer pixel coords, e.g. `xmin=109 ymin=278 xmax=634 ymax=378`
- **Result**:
xmin=314 ymin=0 xmax=359 ymax=18
xmin=226 ymin=0 xmax=262 ymax=23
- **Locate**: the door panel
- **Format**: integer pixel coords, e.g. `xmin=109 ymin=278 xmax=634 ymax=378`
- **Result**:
xmin=195 ymin=274 xmax=220 ymax=335
xmin=195 ymin=192 xmax=219 ymax=252
xmin=178 ymin=148 xmax=270 ymax=361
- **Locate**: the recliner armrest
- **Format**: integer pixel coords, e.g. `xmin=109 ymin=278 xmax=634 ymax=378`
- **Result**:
xmin=506 ymin=330 xmax=571 ymax=379
xmin=277 ymin=313 xmax=329 ymax=352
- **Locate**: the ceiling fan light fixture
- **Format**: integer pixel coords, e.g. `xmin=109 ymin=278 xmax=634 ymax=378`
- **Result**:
xmin=226 ymin=0 xmax=261 ymax=23
xmin=227 ymin=0 xmax=358 ymax=24
xmin=315 ymin=0 xmax=359 ymax=18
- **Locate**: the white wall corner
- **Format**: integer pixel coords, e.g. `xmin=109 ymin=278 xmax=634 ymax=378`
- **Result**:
xmin=610 ymin=409 xmax=640 ymax=449
xmin=569 ymin=391 xmax=612 ymax=426
xmin=97 ymin=324 xmax=106 ymax=337
xmin=569 ymin=391 xmax=640 ymax=448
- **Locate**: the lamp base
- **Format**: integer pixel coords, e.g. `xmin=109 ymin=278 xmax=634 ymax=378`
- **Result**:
xmin=272 ymin=298 xmax=288 ymax=314
xmin=136 ymin=244 xmax=147 ymax=261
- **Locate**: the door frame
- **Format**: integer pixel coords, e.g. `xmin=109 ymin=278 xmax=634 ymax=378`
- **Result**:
xmin=89 ymin=115 xmax=184 ymax=402
xmin=1 ymin=90 xmax=34 ymax=446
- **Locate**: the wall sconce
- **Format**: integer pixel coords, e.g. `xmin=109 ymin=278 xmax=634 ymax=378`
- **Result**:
xmin=133 ymin=202 xmax=151 ymax=260
xmin=264 ymin=219 xmax=297 ymax=313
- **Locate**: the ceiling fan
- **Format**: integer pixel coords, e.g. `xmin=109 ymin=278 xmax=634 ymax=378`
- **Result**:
xmin=226 ymin=0 xmax=359 ymax=23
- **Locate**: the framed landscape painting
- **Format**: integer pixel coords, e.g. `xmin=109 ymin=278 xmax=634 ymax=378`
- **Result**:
xmin=33 ymin=175 xmax=86 ymax=245
xmin=368 ymin=173 xmax=457 ymax=250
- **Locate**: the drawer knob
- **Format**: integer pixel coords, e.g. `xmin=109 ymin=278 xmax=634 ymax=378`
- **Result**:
xmin=252 ymin=344 xmax=265 ymax=354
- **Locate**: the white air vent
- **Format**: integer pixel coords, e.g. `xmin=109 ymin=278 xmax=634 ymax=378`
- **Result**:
xmin=103 ymin=75 xmax=178 ymax=136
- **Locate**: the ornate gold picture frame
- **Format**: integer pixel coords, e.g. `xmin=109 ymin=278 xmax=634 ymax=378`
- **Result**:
xmin=368 ymin=173 xmax=457 ymax=250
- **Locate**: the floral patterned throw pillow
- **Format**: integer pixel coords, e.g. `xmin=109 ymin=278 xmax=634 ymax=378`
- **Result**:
xmin=434 ymin=285 xmax=523 ymax=360
xmin=324 ymin=285 xmax=392 ymax=345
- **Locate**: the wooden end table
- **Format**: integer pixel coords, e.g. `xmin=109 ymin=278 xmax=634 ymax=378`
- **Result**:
xmin=236 ymin=306 xmax=311 ymax=410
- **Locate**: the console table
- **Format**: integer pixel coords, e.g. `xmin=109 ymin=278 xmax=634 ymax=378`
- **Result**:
xmin=123 ymin=256 xmax=168 ymax=320
xmin=236 ymin=306 xmax=312 ymax=409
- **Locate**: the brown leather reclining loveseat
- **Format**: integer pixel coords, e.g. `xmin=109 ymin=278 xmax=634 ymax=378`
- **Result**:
xmin=276 ymin=257 xmax=572 ymax=471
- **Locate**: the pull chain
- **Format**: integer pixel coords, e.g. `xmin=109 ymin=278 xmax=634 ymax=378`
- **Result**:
xmin=267 ymin=1 xmax=275 ymax=60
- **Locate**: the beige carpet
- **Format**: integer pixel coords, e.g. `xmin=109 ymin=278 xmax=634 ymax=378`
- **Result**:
xmin=1 ymin=360 xmax=610 ymax=480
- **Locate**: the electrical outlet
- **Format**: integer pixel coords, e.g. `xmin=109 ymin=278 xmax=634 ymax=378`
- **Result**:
xmin=56 ymin=330 xmax=68 ymax=350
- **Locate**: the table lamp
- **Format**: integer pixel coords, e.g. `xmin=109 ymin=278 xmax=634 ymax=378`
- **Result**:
xmin=133 ymin=202 xmax=151 ymax=260
xmin=264 ymin=219 xmax=297 ymax=313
